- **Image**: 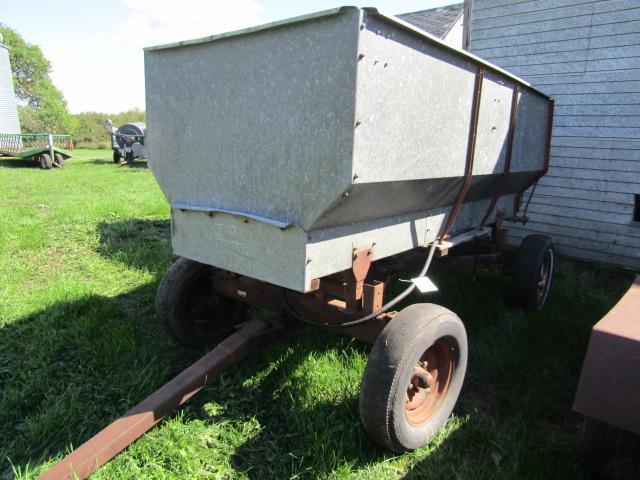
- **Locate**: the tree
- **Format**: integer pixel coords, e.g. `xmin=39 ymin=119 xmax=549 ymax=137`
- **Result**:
xmin=0 ymin=24 xmax=75 ymax=134
xmin=74 ymin=109 xmax=145 ymax=147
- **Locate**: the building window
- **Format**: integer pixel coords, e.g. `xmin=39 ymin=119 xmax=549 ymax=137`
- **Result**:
xmin=635 ymin=194 xmax=640 ymax=223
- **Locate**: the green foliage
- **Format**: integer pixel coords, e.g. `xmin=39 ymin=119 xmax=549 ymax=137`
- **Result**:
xmin=0 ymin=24 xmax=144 ymax=141
xmin=0 ymin=24 xmax=75 ymax=134
xmin=74 ymin=109 xmax=146 ymax=147
xmin=0 ymin=25 xmax=49 ymax=105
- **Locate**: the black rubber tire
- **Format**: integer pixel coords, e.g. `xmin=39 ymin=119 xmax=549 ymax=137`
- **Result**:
xmin=584 ymin=417 xmax=640 ymax=480
xmin=39 ymin=153 xmax=52 ymax=169
xmin=509 ymin=234 xmax=555 ymax=310
xmin=113 ymin=150 xmax=121 ymax=163
xmin=359 ymin=303 xmax=468 ymax=452
xmin=54 ymin=153 xmax=65 ymax=167
xmin=155 ymin=257 xmax=246 ymax=347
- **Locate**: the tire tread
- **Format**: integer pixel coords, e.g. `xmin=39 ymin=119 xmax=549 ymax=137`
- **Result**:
xmin=359 ymin=303 xmax=467 ymax=452
xmin=509 ymin=234 xmax=554 ymax=310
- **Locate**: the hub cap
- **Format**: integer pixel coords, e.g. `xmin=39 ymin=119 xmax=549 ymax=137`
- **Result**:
xmin=536 ymin=249 xmax=554 ymax=307
xmin=404 ymin=339 xmax=455 ymax=426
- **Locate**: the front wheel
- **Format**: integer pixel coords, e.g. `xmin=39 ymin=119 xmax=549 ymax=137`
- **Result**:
xmin=155 ymin=258 xmax=246 ymax=347
xmin=113 ymin=150 xmax=121 ymax=164
xmin=39 ymin=153 xmax=52 ymax=169
xmin=54 ymin=153 xmax=65 ymax=167
xmin=359 ymin=303 xmax=468 ymax=452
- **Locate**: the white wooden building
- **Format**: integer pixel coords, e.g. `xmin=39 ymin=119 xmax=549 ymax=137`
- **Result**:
xmin=0 ymin=33 xmax=20 ymax=134
xmin=465 ymin=0 xmax=640 ymax=269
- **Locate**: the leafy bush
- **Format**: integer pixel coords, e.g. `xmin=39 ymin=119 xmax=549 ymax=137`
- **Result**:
xmin=73 ymin=109 xmax=145 ymax=147
xmin=1 ymin=24 xmax=76 ymax=135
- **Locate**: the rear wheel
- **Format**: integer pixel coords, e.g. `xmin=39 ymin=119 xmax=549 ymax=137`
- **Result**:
xmin=359 ymin=303 xmax=467 ymax=452
xmin=509 ymin=234 xmax=555 ymax=310
xmin=39 ymin=153 xmax=52 ymax=169
xmin=156 ymin=258 xmax=246 ymax=347
xmin=54 ymin=153 xmax=65 ymax=167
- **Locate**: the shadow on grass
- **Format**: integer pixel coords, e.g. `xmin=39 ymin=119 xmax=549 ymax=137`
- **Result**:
xmin=0 ymin=285 xmax=371 ymax=478
xmin=96 ymin=219 xmax=172 ymax=272
xmin=86 ymin=159 xmax=148 ymax=169
xmin=0 ymin=257 xmax=632 ymax=479
xmin=86 ymin=159 xmax=116 ymax=165
xmin=0 ymin=158 xmax=38 ymax=169
xmin=0 ymin=284 xmax=191 ymax=477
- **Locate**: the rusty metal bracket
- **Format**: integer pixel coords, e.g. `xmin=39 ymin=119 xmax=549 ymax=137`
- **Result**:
xmin=362 ymin=280 xmax=384 ymax=314
xmin=345 ymin=247 xmax=372 ymax=311
xmin=435 ymin=227 xmax=491 ymax=256
xmin=441 ymin=65 xmax=485 ymax=241
xmin=480 ymin=84 xmax=519 ymax=228
xmin=490 ymin=212 xmax=508 ymax=250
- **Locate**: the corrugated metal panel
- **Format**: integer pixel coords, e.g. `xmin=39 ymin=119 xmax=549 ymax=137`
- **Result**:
xmin=469 ymin=0 xmax=640 ymax=269
xmin=0 ymin=44 xmax=20 ymax=134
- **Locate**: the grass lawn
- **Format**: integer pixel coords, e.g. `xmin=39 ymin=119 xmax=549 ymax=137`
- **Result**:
xmin=0 ymin=148 xmax=634 ymax=479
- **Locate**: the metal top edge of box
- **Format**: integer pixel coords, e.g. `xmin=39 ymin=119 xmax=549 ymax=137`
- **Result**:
xmin=143 ymin=6 xmax=353 ymax=52
xmin=365 ymin=8 xmax=549 ymax=99
xmin=144 ymin=5 xmax=550 ymax=100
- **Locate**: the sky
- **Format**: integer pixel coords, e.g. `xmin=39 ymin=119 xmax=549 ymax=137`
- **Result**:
xmin=2 ymin=0 xmax=454 ymax=114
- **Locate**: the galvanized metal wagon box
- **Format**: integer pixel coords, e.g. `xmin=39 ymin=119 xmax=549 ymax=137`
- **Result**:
xmin=144 ymin=6 xmax=555 ymax=454
xmin=145 ymin=6 xmax=551 ymax=293
xmin=35 ymin=9 xmax=558 ymax=478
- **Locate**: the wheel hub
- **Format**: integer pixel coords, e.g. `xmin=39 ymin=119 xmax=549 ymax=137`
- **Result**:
xmin=536 ymin=250 xmax=553 ymax=306
xmin=404 ymin=340 xmax=455 ymax=426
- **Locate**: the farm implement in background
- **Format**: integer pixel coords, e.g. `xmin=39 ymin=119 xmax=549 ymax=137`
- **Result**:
xmin=105 ymin=120 xmax=146 ymax=164
xmin=0 ymin=133 xmax=73 ymax=169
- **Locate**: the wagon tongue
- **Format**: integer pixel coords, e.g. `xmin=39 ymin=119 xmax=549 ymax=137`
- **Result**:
xmin=37 ymin=318 xmax=281 ymax=480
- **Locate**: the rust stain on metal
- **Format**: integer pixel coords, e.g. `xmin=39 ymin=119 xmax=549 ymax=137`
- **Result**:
xmin=441 ymin=66 xmax=485 ymax=240
xmin=37 ymin=318 xmax=276 ymax=480
xmin=573 ymin=276 xmax=640 ymax=436
xmin=404 ymin=338 xmax=455 ymax=427
xmin=351 ymin=248 xmax=372 ymax=283
xmin=362 ymin=280 xmax=384 ymax=314
xmin=346 ymin=248 xmax=373 ymax=311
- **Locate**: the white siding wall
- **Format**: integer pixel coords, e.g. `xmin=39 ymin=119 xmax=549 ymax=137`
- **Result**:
xmin=469 ymin=0 xmax=640 ymax=269
xmin=0 ymin=44 xmax=20 ymax=134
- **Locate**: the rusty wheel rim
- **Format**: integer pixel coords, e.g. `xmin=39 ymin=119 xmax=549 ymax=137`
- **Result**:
xmin=404 ymin=338 xmax=456 ymax=427
xmin=536 ymin=249 xmax=554 ymax=307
